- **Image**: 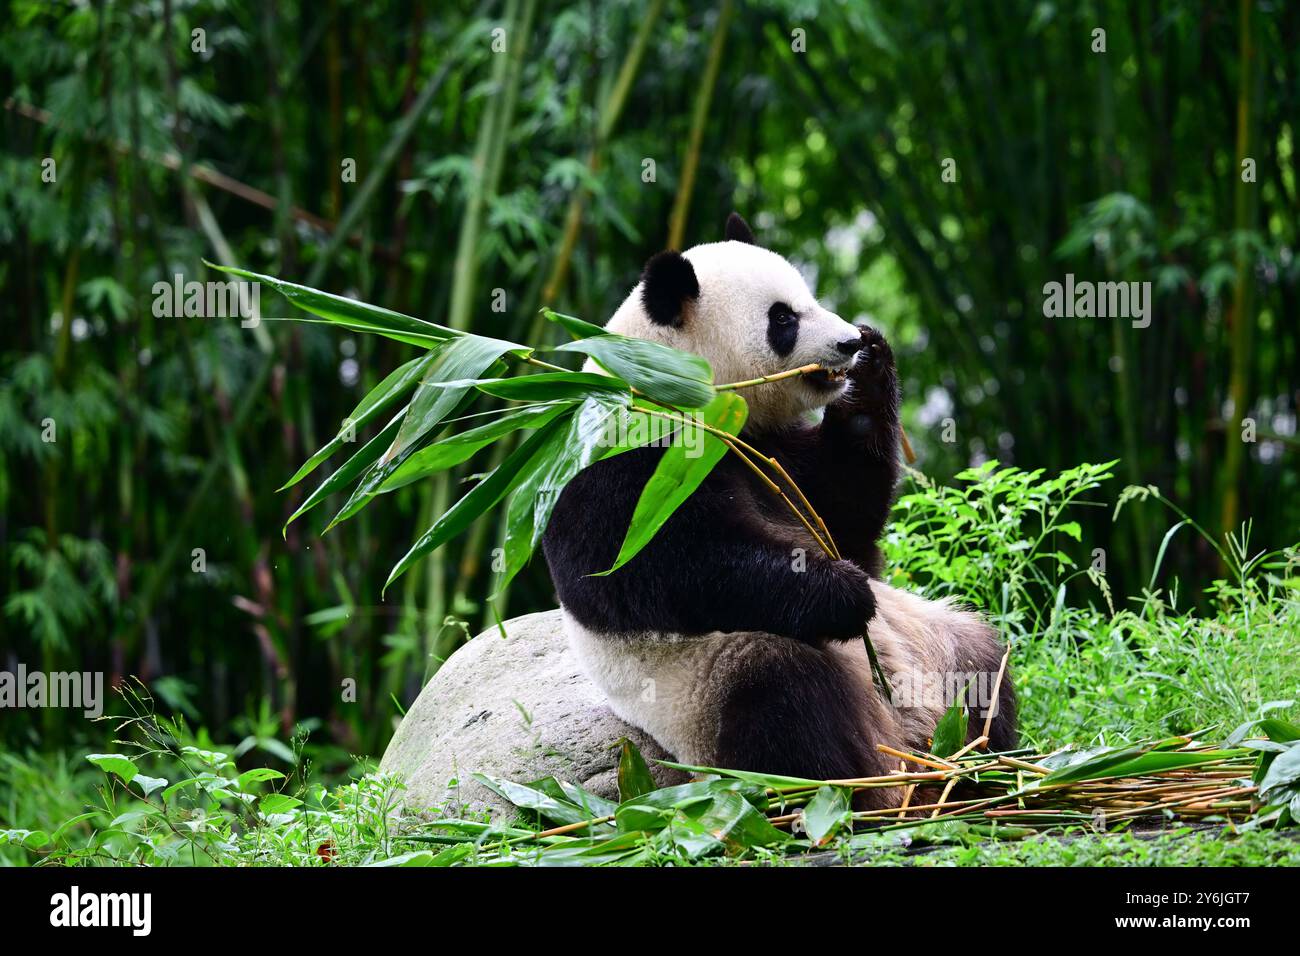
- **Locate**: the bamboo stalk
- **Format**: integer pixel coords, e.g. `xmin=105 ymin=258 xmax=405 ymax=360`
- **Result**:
xmin=981 ymin=644 xmax=1012 ymax=743
xmin=665 ymin=0 xmax=735 ymax=249
xmin=930 ymin=776 xmax=961 ymax=818
xmin=540 ymin=0 xmax=667 ymax=305
xmin=875 ymin=745 xmax=957 ymax=772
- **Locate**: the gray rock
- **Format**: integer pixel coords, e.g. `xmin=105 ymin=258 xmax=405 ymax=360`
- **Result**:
xmin=379 ymin=609 xmax=687 ymax=819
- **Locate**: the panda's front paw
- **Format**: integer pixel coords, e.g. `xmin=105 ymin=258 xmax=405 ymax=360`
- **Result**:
xmin=795 ymin=559 xmax=876 ymax=643
xmin=846 ymin=326 xmax=898 ymax=403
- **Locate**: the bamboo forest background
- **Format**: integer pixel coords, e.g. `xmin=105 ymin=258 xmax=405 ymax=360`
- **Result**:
xmin=1 ymin=0 xmax=1296 ymax=760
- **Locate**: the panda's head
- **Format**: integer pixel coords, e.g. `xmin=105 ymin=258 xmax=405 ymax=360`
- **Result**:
xmin=605 ymin=213 xmax=863 ymax=430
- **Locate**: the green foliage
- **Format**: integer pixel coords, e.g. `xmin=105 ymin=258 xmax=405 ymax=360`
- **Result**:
xmin=883 ymin=460 xmax=1118 ymax=632
xmin=882 ymin=460 xmax=1300 ymax=748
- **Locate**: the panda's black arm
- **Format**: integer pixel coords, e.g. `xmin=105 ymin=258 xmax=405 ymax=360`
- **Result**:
xmin=763 ymin=327 xmax=901 ymax=573
xmin=542 ymin=448 xmax=876 ymax=643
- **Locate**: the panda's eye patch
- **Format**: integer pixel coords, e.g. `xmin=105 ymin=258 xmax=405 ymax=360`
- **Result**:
xmin=768 ymin=302 xmax=797 ymax=325
xmin=766 ymin=302 xmax=799 ymax=357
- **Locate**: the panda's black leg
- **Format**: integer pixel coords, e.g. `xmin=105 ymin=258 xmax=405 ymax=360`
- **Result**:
xmin=710 ymin=637 xmax=900 ymax=810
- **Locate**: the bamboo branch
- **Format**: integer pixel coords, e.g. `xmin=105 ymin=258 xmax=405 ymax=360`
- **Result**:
xmin=666 ymin=0 xmax=735 ymax=249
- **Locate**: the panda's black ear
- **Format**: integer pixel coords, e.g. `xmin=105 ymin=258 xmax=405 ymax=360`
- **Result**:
xmin=724 ymin=212 xmax=756 ymax=245
xmin=640 ymin=250 xmax=699 ymax=327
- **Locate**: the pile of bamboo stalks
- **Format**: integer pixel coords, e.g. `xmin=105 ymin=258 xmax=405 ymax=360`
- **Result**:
xmin=766 ymin=739 xmax=1259 ymax=833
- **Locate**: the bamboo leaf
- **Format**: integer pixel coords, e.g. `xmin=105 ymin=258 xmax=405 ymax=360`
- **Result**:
xmin=931 ymin=700 xmax=969 ymax=758
xmin=389 ymin=334 xmax=528 ymax=461
xmin=498 ymin=394 xmax=630 ymax=590
xmin=282 ymin=406 xmax=406 ymax=534
xmin=595 ymin=392 xmax=746 ymax=576
xmin=466 ymin=371 xmax=630 ymax=402
xmin=1035 ymin=744 xmax=1243 ymax=786
xmin=541 ymin=306 xmax=608 ymax=339
xmin=617 ymin=738 xmax=657 ymax=802
xmin=383 ymin=415 xmax=570 ymax=594
xmin=206 ymin=262 xmax=459 ymax=343
xmin=655 ymin=759 xmax=824 ymax=790
xmin=684 ymin=790 xmax=789 ymax=854
xmin=803 ymin=786 xmax=852 ymax=846
xmin=281 ymin=350 xmax=441 ymax=491
xmin=553 ymin=334 xmax=715 ymax=408
xmin=379 ymin=402 xmax=571 ymax=493
xmin=328 ymin=335 xmax=522 ymax=530
xmin=256 ymin=315 xmax=447 ymax=350
xmin=532 ymin=777 xmax=619 ymax=819
xmin=471 ymin=772 xmax=609 ymax=829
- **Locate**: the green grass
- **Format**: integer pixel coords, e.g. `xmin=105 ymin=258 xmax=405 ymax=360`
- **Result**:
xmin=831 ymin=827 xmax=1300 ymax=867
xmin=3 ymin=462 xmax=1298 ymax=866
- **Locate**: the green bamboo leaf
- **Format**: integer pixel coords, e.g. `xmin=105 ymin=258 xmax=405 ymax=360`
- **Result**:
xmin=498 ymin=394 xmax=630 ymax=591
xmin=282 ymin=406 xmax=406 ymax=534
xmin=391 ymin=335 xmax=527 ymax=460
xmin=207 ymin=262 xmax=459 ymax=342
xmin=615 ymin=803 xmax=675 ymax=833
xmin=256 ymin=316 xmax=447 ymax=350
xmin=617 ymin=738 xmax=657 ymax=802
xmin=280 ymin=350 xmax=441 ymax=491
xmin=472 ymin=371 xmax=630 ymax=402
xmin=619 ymin=778 xmax=767 ymax=813
xmin=470 ymin=772 xmax=602 ymax=828
xmin=685 ymin=791 xmax=789 ymax=854
xmin=802 ymin=786 xmax=852 ymax=846
xmin=1259 ymin=744 xmax=1300 ymax=801
xmin=1036 ymin=745 xmax=1242 ymax=786
xmin=379 ymin=402 xmax=571 ymax=493
xmin=327 ymin=335 xmax=522 ymax=530
xmin=383 ymin=415 xmax=569 ymax=594
xmin=417 ymin=371 xmax=630 ymax=403
xmin=530 ymin=776 xmax=619 ymax=819
xmin=651 ymin=812 xmax=725 ymax=858
xmin=595 ymin=392 xmax=747 ymax=576
xmin=1262 ymin=719 xmax=1300 ymax=743
xmin=931 ymin=700 xmax=969 ymax=758
xmin=553 ymin=334 xmax=715 ymax=408
xmin=541 ymin=306 xmax=608 ymax=339
xmin=655 ymin=759 xmax=822 ymax=790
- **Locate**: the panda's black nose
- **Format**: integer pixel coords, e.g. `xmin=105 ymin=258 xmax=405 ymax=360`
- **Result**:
xmin=835 ymin=336 xmax=862 ymax=355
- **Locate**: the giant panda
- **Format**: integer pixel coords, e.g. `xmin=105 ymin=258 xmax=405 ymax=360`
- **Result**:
xmin=542 ymin=213 xmax=1015 ymax=809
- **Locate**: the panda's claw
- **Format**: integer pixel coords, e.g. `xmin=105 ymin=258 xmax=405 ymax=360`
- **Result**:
xmin=844 ymin=326 xmax=898 ymax=405
xmin=853 ymin=325 xmax=894 ymax=369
